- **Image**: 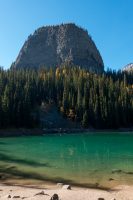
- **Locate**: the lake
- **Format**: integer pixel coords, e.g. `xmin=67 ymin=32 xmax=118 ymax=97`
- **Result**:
xmin=0 ymin=133 xmax=133 ymax=188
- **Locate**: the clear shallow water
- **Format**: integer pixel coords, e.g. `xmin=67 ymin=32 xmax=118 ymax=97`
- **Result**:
xmin=0 ymin=133 xmax=133 ymax=188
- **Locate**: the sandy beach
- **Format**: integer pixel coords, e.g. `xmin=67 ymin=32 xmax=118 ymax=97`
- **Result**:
xmin=0 ymin=184 xmax=133 ymax=200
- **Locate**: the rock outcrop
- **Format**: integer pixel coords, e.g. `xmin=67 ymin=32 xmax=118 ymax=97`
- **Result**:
xmin=122 ymin=63 xmax=133 ymax=72
xmin=13 ymin=23 xmax=104 ymax=73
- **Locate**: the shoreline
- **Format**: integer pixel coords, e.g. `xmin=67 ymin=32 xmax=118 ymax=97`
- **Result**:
xmin=0 ymin=177 xmax=113 ymax=191
xmin=0 ymin=183 xmax=133 ymax=200
xmin=0 ymin=127 xmax=133 ymax=137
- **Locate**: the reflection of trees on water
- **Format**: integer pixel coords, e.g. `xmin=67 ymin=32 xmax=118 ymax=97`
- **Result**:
xmin=0 ymin=135 xmax=133 ymax=188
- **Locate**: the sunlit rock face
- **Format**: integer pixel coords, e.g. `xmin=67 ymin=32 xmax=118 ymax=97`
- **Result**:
xmin=13 ymin=23 xmax=104 ymax=73
xmin=122 ymin=63 xmax=133 ymax=72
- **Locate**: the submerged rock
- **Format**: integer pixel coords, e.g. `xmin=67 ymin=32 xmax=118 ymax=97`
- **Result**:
xmin=111 ymin=169 xmax=122 ymax=173
xmin=126 ymin=171 xmax=133 ymax=175
xmin=0 ymin=174 xmax=5 ymax=180
xmin=109 ymin=178 xmax=114 ymax=181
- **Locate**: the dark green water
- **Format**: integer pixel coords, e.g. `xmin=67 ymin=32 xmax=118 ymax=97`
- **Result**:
xmin=0 ymin=133 xmax=133 ymax=188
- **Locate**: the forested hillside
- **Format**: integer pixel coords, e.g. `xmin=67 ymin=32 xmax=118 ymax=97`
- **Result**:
xmin=0 ymin=66 xmax=132 ymax=129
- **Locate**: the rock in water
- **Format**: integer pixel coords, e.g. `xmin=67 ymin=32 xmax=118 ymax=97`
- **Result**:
xmin=13 ymin=23 xmax=104 ymax=73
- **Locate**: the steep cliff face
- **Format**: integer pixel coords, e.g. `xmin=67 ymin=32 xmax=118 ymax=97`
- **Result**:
xmin=13 ymin=23 xmax=104 ymax=73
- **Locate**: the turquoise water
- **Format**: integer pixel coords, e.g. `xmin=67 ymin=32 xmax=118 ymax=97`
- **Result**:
xmin=0 ymin=133 xmax=133 ymax=188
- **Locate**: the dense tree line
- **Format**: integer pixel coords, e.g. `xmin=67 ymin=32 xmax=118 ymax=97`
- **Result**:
xmin=0 ymin=66 xmax=132 ymax=129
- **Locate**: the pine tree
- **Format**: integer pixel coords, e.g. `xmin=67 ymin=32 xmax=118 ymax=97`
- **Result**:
xmin=82 ymin=111 xmax=89 ymax=128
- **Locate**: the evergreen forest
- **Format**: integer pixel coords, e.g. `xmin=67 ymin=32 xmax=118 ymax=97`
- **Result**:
xmin=0 ymin=66 xmax=132 ymax=129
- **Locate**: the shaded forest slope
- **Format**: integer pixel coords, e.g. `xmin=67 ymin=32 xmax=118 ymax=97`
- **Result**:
xmin=0 ymin=66 xmax=132 ymax=130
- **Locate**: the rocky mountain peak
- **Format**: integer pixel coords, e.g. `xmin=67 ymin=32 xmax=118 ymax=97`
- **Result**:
xmin=122 ymin=63 xmax=133 ymax=72
xmin=13 ymin=23 xmax=104 ymax=73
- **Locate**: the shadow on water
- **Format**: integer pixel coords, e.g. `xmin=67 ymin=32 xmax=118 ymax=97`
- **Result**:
xmin=0 ymin=152 xmax=52 ymax=168
xmin=0 ymin=141 xmax=7 ymax=145
xmin=0 ymin=165 xmax=112 ymax=191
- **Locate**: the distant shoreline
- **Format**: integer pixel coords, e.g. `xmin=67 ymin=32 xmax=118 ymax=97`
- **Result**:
xmin=0 ymin=127 xmax=133 ymax=137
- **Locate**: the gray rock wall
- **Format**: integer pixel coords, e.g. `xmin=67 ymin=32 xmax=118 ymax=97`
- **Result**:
xmin=13 ymin=23 xmax=104 ymax=73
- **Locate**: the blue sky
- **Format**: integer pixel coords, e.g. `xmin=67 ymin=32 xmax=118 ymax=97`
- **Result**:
xmin=0 ymin=0 xmax=133 ymax=70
